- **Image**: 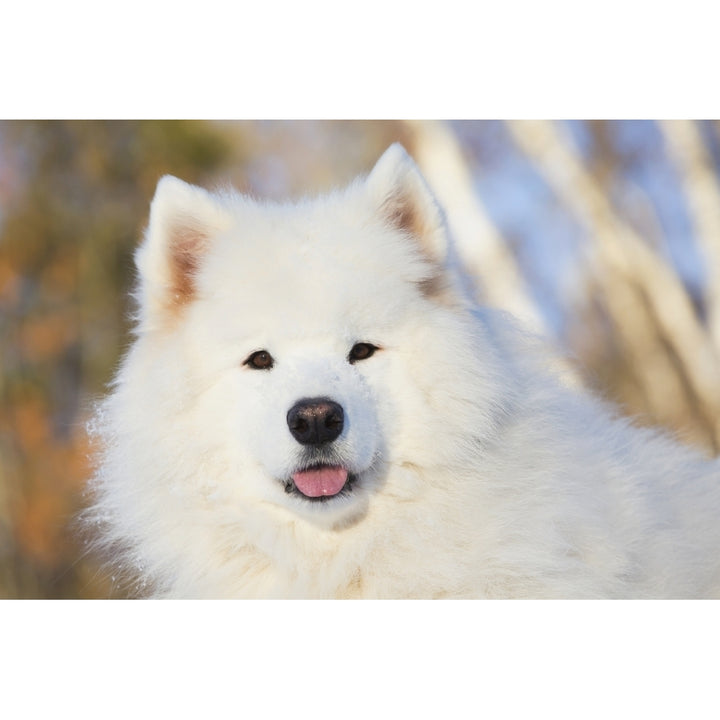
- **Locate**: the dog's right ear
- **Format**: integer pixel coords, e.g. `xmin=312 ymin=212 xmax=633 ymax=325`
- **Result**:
xmin=134 ymin=176 xmax=231 ymax=328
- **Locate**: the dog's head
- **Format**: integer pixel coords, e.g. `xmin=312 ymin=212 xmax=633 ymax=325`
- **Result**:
xmin=128 ymin=145 xmax=477 ymax=528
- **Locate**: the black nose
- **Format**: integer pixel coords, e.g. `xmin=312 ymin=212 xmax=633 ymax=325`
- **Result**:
xmin=287 ymin=398 xmax=344 ymax=445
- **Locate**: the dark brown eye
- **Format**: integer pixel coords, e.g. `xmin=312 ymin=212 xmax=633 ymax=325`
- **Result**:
xmin=244 ymin=350 xmax=274 ymax=370
xmin=348 ymin=343 xmax=379 ymax=363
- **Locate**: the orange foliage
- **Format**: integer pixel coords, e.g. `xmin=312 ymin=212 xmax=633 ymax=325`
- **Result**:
xmin=0 ymin=119 xmax=241 ymax=598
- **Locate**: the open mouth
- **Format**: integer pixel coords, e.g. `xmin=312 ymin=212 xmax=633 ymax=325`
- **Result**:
xmin=284 ymin=464 xmax=356 ymax=502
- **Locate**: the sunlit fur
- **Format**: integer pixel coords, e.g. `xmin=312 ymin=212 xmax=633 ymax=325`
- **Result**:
xmin=88 ymin=144 xmax=720 ymax=598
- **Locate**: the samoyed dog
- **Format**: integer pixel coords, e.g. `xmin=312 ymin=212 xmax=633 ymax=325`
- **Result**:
xmin=89 ymin=144 xmax=720 ymax=598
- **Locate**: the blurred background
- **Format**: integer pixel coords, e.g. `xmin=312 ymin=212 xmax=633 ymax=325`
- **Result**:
xmin=2 ymin=119 xmax=720 ymax=599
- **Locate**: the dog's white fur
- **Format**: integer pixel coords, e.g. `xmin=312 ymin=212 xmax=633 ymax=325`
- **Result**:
xmin=89 ymin=144 xmax=720 ymax=598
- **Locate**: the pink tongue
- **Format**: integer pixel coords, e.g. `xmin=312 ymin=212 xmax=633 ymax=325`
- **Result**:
xmin=292 ymin=466 xmax=348 ymax=498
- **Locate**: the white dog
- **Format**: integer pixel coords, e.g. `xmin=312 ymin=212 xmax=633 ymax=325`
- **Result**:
xmin=88 ymin=144 xmax=720 ymax=598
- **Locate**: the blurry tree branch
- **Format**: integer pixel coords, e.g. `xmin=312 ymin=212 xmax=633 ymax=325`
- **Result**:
xmin=660 ymin=120 xmax=720 ymax=352
xmin=506 ymin=120 xmax=720 ymax=452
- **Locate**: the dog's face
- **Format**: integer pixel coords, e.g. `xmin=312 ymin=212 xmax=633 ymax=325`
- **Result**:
xmin=132 ymin=145 xmax=463 ymax=528
xmin=216 ymin=325 xmax=387 ymax=526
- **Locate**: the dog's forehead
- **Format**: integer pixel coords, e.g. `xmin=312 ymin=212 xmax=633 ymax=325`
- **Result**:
xmin=206 ymin=263 xmax=402 ymax=338
xmin=216 ymin=192 xmax=428 ymax=275
xmin=202 ymin=214 xmax=418 ymax=309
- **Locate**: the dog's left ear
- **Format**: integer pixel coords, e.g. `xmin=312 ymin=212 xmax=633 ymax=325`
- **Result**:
xmin=366 ymin=143 xmax=448 ymax=265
